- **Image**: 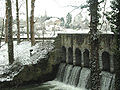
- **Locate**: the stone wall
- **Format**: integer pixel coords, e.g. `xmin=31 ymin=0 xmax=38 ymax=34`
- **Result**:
xmin=56 ymin=33 xmax=115 ymax=73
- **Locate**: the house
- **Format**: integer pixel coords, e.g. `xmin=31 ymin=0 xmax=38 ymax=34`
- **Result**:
xmin=13 ymin=19 xmax=27 ymax=35
xmin=45 ymin=18 xmax=62 ymax=31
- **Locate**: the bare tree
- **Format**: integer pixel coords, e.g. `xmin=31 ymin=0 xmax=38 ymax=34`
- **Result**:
xmin=26 ymin=0 xmax=29 ymax=41
xmin=7 ymin=0 xmax=14 ymax=64
xmin=5 ymin=1 xmax=8 ymax=43
xmin=30 ymin=0 xmax=36 ymax=46
xmin=16 ymin=0 xmax=20 ymax=44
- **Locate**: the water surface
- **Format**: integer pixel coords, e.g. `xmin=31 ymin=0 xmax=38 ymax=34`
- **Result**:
xmin=7 ymin=81 xmax=84 ymax=90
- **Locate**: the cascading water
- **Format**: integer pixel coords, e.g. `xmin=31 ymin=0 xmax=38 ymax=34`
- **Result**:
xmin=55 ymin=63 xmax=66 ymax=81
xmin=62 ymin=64 xmax=73 ymax=84
xmin=56 ymin=63 xmax=91 ymax=89
xmin=110 ymin=74 xmax=115 ymax=90
xmin=77 ymin=68 xmax=91 ymax=89
xmin=13 ymin=63 xmax=115 ymax=90
xmin=100 ymin=71 xmax=115 ymax=90
xmin=68 ymin=66 xmax=81 ymax=86
xmin=55 ymin=63 xmax=115 ymax=90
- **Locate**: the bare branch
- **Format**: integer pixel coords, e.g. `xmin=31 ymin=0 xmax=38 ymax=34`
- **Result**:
xmin=66 ymin=4 xmax=89 ymax=13
xmin=18 ymin=0 xmax=25 ymax=10
xmin=99 ymin=0 xmax=107 ymax=30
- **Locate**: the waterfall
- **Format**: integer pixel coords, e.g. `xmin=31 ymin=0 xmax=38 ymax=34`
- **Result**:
xmin=110 ymin=74 xmax=115 ymax=90
xmin=55 ymin=63 xmax=115 ymax=90
xmin=68 ymin=66 xmax=81 ymax=86
xmin=56 ymin=63 xmax=91 ymax=89
xmin=56 ymin=63 xmax=66 ymax=81
xmin=100 ymin=71 xmax=115 ymax=90
xmin=63 ymin=64 xmax=73 ymax=84
xmin=77 ymin=68 xmax=91 ymax=89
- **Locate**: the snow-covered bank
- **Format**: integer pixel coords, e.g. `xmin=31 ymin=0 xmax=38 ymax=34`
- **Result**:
xmin=0 ymin=41 xmax=54 ymax=82
xmin=0 ymin=41 xmax=54 ymax=66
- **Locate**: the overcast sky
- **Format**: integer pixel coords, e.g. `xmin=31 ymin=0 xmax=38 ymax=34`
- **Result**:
xmin=0 ymin=0 xmax=111 ymax=20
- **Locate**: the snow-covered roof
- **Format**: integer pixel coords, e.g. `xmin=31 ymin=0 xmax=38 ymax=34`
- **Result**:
xmin=58 ymin=29 xmax=114 ymax=34
xmin=45 ymin=18 xmax=60 ymax=23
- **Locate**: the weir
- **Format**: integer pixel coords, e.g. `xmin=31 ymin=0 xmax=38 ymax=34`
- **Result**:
xmin=100 ymin=71 xmax=115 ymax=90
xmin=77 ymin=68 xmax=90 ymax=88
xmin=0 ymin=34 xmax=116 ymax=90
xmin=56 ymin=63 xmax=115 ymax=90
xmin=54 ymin=34 xmax=116 ymax=90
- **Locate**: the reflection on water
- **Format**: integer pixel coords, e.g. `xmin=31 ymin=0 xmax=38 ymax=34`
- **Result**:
xmin=5 ymin=81 xmax=84 ymax=90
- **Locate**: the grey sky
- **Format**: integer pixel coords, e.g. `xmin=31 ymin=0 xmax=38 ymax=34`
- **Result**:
xmin=0 ymin=0 xmax=111 ymax=20
xmin=0 ymin=0 xmax=88 ymax=19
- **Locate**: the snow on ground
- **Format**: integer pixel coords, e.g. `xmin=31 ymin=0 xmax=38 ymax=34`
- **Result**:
xmin=0 ymin=41 xmax=54 ymax=81
xmin=0 ymin=41 xmax=54 ymax=66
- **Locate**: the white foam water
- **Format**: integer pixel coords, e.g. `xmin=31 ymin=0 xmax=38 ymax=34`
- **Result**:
xmin=45 ymin=81 xmax=85 ymax=90
xmin=77 ymin=68 xmax=91 ymax=89
xmin=100 ymin=71 xmax=115 ymax=90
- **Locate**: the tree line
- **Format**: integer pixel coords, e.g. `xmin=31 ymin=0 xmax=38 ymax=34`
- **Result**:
xmin=4 ymin=0 xmax=36 ymax=65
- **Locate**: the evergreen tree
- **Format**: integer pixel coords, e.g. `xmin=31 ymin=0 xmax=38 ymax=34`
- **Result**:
xmin=89 ymin=0 xmax=100 ymax=90
xmin=105 ymin=0 xmax=120 ymax=90
xmin=60 ymin=17 xmax=65 ymax=27
xmin=65 ymin=13 xmax=72 ymax=28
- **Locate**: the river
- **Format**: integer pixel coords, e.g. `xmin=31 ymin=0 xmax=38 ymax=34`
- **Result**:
xmin=7 ymin=81 xmax=84 ymax=90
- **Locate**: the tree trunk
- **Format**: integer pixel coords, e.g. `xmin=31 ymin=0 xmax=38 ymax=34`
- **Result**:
xmin=7 ymin=0 xmax=14 ymax=64
xmin=0 ymin=19 xmax=4 ymax=48
xmin=16 ymin=0 xmax=20 ymax=44
xmin=89 ymin=0 xmax=100 ymax=90
xmin=5 ymin=1 xmax=8 ymax=43
xmin=114 ymin=35 xmax=120 ymax=90
xmin=114 ymin=2 xmax=120 ymax=89
xmin=26 ymin=0 xmax=29 ymax=41
xmin=30 ymin=0 xmax=36 ymax=46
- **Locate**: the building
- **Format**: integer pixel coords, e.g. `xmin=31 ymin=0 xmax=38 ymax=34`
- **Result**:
xmin=45 ymin=18 xmax=62 ymax=31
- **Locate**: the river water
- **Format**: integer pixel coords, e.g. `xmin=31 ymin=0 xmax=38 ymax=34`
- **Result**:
xmin=8 ymin=81 xmax=84 ymax=90
xmin=4 ymin=63 xmax=115 ymax=90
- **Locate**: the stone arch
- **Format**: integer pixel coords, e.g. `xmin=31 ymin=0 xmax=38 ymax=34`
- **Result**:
xmin=75 ymin=48 xmax=82 ymax=66
xmin=61 ymin=46 xmax=66 ymax=62
xmin=83 ymin=49 xmax=90 ymax=68
xmin=68 ymin=47 xmax=73 ymax=64
xmin=102 ymin=51 xmax=110 ymax=72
